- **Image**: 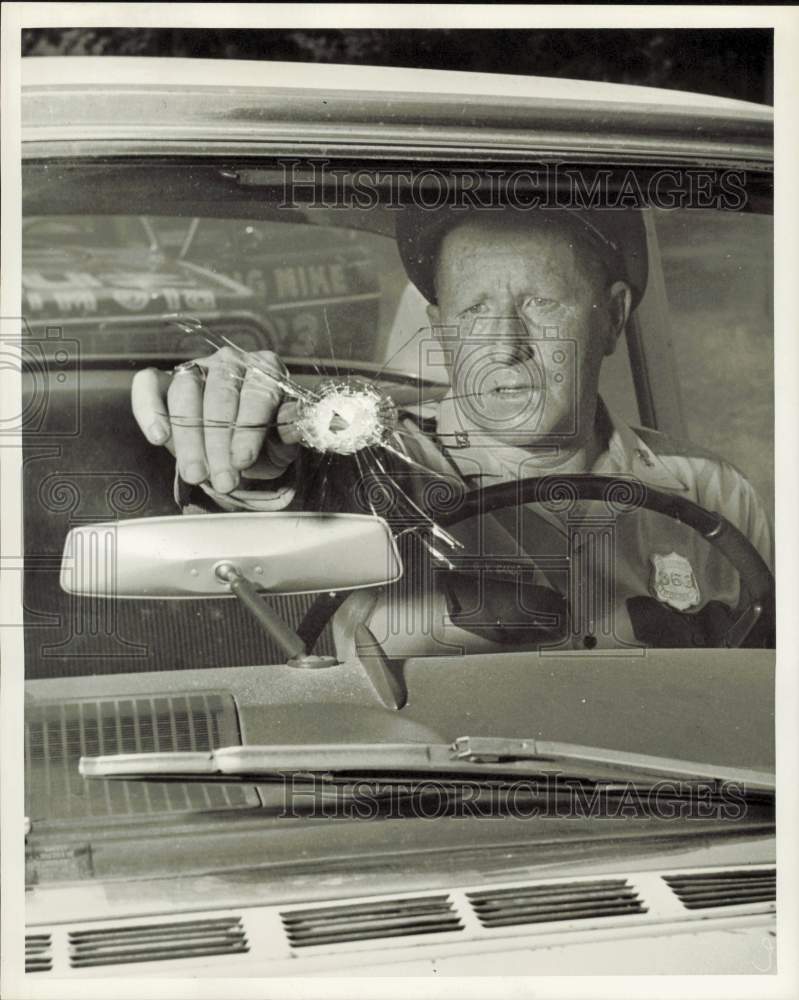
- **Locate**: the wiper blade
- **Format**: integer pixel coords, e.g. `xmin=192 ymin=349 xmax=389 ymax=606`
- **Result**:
xmin=79 ymin=745 xmax=451 ymax=782
xmin=79 ymin=737 xmax=774 ymax=793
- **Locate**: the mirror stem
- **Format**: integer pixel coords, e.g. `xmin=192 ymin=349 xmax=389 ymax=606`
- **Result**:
xmin=215 ymin=563 xmax=334 ymax=668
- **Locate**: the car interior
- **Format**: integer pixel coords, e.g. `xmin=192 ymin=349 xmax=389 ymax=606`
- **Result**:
xmin=22 ymin=161 xmax=774 ymax=680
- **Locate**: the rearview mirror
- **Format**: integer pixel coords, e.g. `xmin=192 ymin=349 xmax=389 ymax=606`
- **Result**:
xmin=60 ymin=512 xmax=402 ymax=599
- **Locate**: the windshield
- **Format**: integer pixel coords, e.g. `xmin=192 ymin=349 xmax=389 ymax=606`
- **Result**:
xmin=21 ymin=198 xmax=773 ymax=494
xmin=22 ymin=161 xmax=774 ymax=829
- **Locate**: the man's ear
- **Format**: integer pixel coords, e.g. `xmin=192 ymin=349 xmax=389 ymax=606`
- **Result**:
xmin=604 ymin=281 xmax=632 ymax=356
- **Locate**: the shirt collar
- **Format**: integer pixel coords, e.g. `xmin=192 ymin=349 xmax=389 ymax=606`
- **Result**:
xmin=437 ymin=394 xmax=690 ymax=493
xmin=597 ymin=399 xmax=690 ymax=492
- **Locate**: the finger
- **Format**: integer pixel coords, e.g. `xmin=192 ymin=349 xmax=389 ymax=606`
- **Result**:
xmin=263 ymin=400 xmax=300 ymax=475
xmin=238 ymin=400 xmax=299 ymax=480
xmin=265 ymin=436 xmax=298 ymax=472
xmin=203 ymin=347 xmax=246 ymax=492
xmin=230 ymin=357 xmax=284 ymax=470
xmin=167 ymin=365 xmax=208 ymax=483
xmin=275 ymin=399 xmax=302 ymax=446
xmin=131 ymin=367 xmax=173 ymax=447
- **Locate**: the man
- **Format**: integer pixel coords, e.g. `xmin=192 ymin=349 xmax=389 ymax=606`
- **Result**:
xmin=131 ymin=205 xmax=773 ymax=650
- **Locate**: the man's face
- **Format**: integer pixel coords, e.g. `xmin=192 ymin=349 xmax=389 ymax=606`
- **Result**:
xmin=427 ymin=216 xmax=630 ymax=450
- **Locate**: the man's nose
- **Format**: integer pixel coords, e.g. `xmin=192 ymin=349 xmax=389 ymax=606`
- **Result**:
xmin=485 ymin=315 xmax=535 ymax=364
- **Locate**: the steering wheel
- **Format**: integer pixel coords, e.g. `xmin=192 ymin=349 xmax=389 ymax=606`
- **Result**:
xmin=298 ymin=473 xmax=775 ymax=651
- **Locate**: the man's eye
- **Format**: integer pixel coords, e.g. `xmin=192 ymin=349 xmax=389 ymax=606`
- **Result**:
xmin=458 ymin=302 xmax=487 ymax=318
xmin=524 ymin=296 xmax=559 ymax=312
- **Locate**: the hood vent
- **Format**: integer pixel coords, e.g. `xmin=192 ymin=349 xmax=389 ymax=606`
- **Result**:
xmin=664 ymin=868 xmax=776 ymax=909
xmin=25 ymin=692 xmax=257 ymax=822
xmin=26 ymin=933 xmax=52 ymax=973
xmin=68 ymin=916 xmax=248 ymax=968
xmin=281 ymin=895 xmax=463 ymax=948
xmin=468 ymin=878 xmax=647 ymax=928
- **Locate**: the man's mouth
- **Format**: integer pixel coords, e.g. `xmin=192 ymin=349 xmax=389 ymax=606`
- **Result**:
xmin=484 ymin=363 xmax=541 ymax=399
xmin=490 ymin=385 xmax=529 ymax=398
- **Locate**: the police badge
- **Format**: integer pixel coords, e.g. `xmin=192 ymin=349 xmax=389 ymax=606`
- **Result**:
xmin=650 ymin=551 xmax=701 ymax=611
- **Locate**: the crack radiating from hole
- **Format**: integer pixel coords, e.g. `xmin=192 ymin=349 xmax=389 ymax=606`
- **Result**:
xmin=165 ymin=313 xmax=464 ymax=549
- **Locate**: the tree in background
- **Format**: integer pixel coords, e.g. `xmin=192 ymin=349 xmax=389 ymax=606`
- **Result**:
xmin=22 ymin=28 xmax=772 ymax=105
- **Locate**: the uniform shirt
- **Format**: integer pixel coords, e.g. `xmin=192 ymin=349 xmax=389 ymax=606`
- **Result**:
xmin=190 ymin=398 xmax=773 ymax=651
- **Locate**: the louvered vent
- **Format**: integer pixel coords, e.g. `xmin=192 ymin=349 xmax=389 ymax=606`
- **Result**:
xmin=281 ymin=895 xmax=464 ymax=948
xmin=468 ymin=879 xmax=647 ymax=928
xmin=69 ymin=917 xmax=248 ymax=968
xmin=664 ymin=868 xmax=776 ymax=909
xmin=25 ymin=692 xmax=258 ymax=821
xmin=26 ymin=933 xmax=52 ymax=973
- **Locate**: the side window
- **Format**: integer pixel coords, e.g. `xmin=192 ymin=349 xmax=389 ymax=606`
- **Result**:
xmin=654 ymin=208 xmax=773 ymax=515
xmin=599 ymin=331 xmax=640 ymax=429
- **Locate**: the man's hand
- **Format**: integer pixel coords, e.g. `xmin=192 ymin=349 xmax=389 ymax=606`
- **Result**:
xmin=131 ymin=347 xmax=301 ymax=493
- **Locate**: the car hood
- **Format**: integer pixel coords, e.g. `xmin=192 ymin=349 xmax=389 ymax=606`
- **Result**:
xmin=25 ymin=648 xmax=775 ymax=834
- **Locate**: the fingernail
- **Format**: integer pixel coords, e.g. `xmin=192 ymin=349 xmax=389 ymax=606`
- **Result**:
xmin=184 ymin=461 xmax=207 ymax=483
xmin=213 ymin=471 xmax=236 ymax=493
xmin=148 ymin=422 xmax=168 ymax=445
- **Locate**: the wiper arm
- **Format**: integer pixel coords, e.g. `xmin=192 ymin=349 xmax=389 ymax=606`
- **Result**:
xmin=79 ymin=737 xmax=774 ymax=793
xmin=449 ymin=737 xmax=774 ymax=792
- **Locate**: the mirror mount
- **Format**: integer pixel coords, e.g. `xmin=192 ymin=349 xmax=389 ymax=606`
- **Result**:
xmin=214 ymin=563 xmax=337 ymax=669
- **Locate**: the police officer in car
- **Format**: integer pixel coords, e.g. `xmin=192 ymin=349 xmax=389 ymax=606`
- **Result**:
xmin=131 ymin=205 xmax=773 ymax=650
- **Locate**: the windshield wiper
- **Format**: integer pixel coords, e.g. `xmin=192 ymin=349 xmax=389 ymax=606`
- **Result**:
xmin=79 ymin=736 xmax=774 ymax=793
